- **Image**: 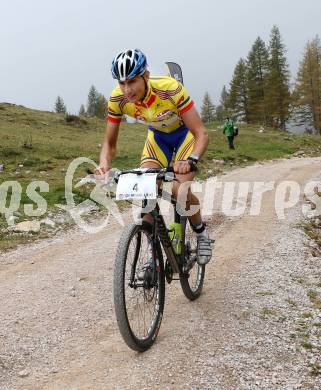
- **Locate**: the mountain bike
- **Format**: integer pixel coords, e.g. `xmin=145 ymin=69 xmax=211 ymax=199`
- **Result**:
xmin=112 ymin=166 xmax=212 ymax=352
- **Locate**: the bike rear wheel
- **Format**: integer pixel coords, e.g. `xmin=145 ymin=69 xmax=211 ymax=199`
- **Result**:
xmin=113 ymin=223 xmax=165 ymax=352
xmin=179 ymin=219 xmax=205 ymax=300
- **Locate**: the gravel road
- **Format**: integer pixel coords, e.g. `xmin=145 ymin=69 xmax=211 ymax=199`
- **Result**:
xmin=1 ymin=157 xmax=321 ymax=389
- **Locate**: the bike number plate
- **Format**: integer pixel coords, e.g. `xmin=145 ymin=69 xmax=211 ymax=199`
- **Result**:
xmin=116 ymin=173 xmax=157 ymax=200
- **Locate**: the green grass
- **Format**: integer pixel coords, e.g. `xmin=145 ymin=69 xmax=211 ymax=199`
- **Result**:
xmin=301 ymin=341 xmax=313 ymax=350
xmin=256 ymin=291 xmax=275 ymax=296
xmin=301 ymin=311 xmax=313 ymax=319
xmin=201 ymin=121 xmax=321 ymax=177
xmin=313 ymin=299 xmax=321 ymax=310
xmin=286 ymin=298 xmax=298 ymax=307
xmin=261 ymin=307 xmax=278 ymax=317
xmin=299 ymin=217 xmax=321 ymax=259
xmin=309 ymin=362 xmax=321 ymax=377
xmin=307 ymin=290 xmax=318 ymax=300
xmin=292 ymin=276 xmax=307 ymax=285
xmin=1 ymin=103 xmax=321 ymax=252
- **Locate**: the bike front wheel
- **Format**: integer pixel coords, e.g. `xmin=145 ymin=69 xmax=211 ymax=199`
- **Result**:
xmin=179 ymin=219 xmax=205 ymax=300
xmin=113 ymin=223 xmax=165 ymax=352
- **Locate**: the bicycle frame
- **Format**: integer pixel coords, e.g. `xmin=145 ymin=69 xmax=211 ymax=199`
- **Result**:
xmin=140 ymin=187 xmax=186 ymax=275
xmin=111 ymin=165 xmax=197 ymax=277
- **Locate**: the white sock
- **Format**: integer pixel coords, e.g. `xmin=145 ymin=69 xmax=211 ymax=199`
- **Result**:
xmin=197 ymin=229 xmax=209 ymax=238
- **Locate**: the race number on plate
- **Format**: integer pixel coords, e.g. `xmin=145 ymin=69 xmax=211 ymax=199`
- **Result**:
xmin=116 ymin=173 xmax=157 ymax=200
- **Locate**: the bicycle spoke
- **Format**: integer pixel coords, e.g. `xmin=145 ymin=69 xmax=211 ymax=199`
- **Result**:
xmin=123 ymin=230 xmax=160 ymax=340
xmin=180 ymin=220 xmax=205 ymax=300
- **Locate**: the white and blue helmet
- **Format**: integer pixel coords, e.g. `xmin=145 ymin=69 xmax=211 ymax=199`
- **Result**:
xmin=111 ymin=49 xmax=147 ymax=81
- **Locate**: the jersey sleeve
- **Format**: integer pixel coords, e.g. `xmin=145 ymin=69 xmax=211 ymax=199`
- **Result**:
xmin=106 ymin=92 xmax=123 ymax=123
xmin=167 ymin=78 xmax=194 ymax=114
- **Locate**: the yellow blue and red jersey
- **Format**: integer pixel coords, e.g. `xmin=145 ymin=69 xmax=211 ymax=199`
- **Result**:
xmin=107 ymin=76 xmax=195 ymax=167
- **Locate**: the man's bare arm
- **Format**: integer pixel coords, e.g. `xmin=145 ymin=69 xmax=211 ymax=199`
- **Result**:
xmin=96 ymin=121 xmax=120 ymax=175
xmin=181 ymin=106 xmax=209 ymax=158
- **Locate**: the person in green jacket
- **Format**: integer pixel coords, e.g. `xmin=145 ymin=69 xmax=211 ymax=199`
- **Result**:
xmin=223 ymin=117 xmax=235 ymax=149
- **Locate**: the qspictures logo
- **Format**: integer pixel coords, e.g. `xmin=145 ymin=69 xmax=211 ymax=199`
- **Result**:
xmin=1 ymin=157 xmax=321 ymax=234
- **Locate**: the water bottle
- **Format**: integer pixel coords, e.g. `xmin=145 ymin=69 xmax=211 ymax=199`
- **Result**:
xmin=168 ymin=223 xmax=182 ymax=255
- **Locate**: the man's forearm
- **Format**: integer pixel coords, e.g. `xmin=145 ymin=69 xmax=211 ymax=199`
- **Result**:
xmin=191 ymin=130 xmax=209 ymax=159
xmin=99 ymin=139 xmax=116 ymax=166
xmin=99 ymin=121 xmax=120 ymax=167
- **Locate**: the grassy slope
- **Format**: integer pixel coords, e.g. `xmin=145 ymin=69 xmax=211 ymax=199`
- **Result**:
xmin=1 ymin=102 xmax=321 ymax=251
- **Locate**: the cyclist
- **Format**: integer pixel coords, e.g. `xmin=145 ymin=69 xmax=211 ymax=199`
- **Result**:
xmin=96 ymin=49 xmax=213 ymax=265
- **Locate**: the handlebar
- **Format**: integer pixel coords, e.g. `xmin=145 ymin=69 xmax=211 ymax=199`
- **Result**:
xmin=80 ymin=163 xmax=198 ymax=201
xmin=87 ymin=162 xmax=197 ymax=183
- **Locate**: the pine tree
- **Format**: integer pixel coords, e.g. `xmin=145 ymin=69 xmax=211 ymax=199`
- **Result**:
xmin=79 ymin=104 xmax=86 ymax=116
xmin=54 ymin=96 xmax=67 ymax=114
xmin=220 ymin=85 xmax=230 ymax=118
xmin=228 ymin=58 xmax=249 ymax=122
xmin=265 ymin=25 xmax=291 ymax=129
xmin=215 ymin=105 xmax=224 ymax=122
xmin=96 ymin=94 xmax=108 ymax=119
xmin=246 ymin=37 xmax=269 ymax=124
xmin=200 ymin=92 xmax=215 ymax=123
xmin=87 ymin=85 xmax=100 ymax=117
xmin=293 ymin=36 xmax=321 ymax=134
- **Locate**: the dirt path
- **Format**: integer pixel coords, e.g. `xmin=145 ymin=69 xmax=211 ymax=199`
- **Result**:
xmin=1 ymin=157 xmax=321 ymax=389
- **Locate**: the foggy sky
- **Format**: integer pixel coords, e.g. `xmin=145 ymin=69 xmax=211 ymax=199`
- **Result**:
xmin=1 ymin=0 xmax=320 ymax=114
